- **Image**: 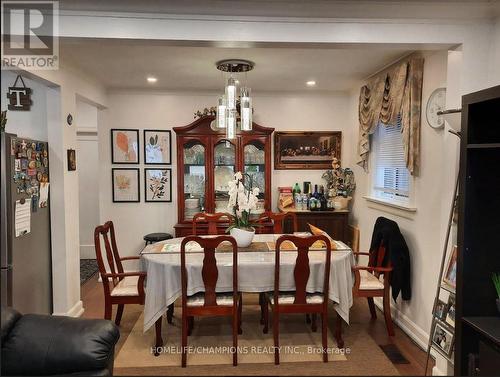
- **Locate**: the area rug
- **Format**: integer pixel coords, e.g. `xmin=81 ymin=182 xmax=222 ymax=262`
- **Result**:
xmin=80 ymin=259 xmax=98 ymax=285
xmin=115 ymin=305 xmax=398 ymax=374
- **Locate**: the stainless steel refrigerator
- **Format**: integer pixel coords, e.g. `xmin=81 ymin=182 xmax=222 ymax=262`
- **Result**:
xmin=1 ymin=132 xmax=52 ymax=314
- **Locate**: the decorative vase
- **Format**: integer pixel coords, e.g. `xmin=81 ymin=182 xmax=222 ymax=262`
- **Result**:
xmin=334 ymin=196 xmax=352 ymax=210
xmin=230 ymin=227 xmax=255 ymax=248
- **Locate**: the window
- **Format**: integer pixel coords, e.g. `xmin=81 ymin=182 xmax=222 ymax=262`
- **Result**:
xmin=371 ymin=119 xmax=411 ymax=204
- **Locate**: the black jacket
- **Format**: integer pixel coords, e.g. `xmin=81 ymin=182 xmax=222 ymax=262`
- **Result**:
xmin=369 ymin=217 xmax=411 ymax=301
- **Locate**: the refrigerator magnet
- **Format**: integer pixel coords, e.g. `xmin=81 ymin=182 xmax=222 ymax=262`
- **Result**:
xmin=15 ymin=159 xmax=21 ymax=171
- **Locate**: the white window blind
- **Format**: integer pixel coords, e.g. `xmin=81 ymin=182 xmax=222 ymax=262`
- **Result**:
xmin=372 ymin=119 xmax=410 ymax=202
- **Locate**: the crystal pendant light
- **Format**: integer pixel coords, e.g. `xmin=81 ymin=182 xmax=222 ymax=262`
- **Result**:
xmin=226 ymin=108 xmax=237 ymax=139
xmin=240 ymin=87 xmax=252 ymax=131
xmin=225 ymin=77 xmax=237 ymax=110
xmin=216 ymin=95 xmax=227 ymax=128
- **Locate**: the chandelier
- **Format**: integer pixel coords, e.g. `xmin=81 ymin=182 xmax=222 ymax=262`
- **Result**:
xmin=215 ymin=59 xmax=254 ymax=139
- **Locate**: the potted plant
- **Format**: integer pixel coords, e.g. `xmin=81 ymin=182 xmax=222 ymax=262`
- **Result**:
xmin=322 ymin=157 xmax=356 ymax=210
xmin=493 ymin=273 xmax=500 ymax=314
xmin=226 ymin=171 xmax=259 ymax=247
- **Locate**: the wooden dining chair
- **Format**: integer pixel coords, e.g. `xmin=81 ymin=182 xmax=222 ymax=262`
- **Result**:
xmin=261 ymin=234 xmax=334 ymax=364
xmin=255 ymin=211 xmax=298 ymax=234
xmin=94 ymin=221 xmax=147 ymax=326
xmin=192 ymin=212 xmax=233 ymax=235
xmin=352 ymin=243 xmax=395 ymax=336
xmin=180 ymin=235 xmax=242 ymax=367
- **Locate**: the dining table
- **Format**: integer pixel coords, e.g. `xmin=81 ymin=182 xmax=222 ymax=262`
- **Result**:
xmin=140 ymin=233 xmax=355 ymax=348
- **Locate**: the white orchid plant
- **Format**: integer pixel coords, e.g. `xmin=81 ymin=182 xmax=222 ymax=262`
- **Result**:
xmin=226 ymin=171 xmax=260 ymax=231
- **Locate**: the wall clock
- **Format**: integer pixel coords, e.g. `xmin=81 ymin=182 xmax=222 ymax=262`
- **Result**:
xmin=426 ymin=87 xmax=446 ymax=129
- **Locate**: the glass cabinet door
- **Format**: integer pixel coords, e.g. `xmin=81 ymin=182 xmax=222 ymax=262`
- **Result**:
xmin=183 ymin=140 xmax=206 ymax=220
xmin=243 ymin=140 xmax=266 ymax=214
xmin=213 ymin=139 xmax=236 ymax=213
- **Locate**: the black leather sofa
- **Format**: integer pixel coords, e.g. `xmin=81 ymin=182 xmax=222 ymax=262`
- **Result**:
xmin=1 ymin=306 xmax=120 ymax=376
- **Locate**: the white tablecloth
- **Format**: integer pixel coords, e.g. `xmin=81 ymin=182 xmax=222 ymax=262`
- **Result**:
xmin=141 ymin=234 xmax=354 ymax=332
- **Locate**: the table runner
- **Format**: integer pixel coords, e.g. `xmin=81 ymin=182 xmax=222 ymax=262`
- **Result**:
xmin=141 ymin=234 xmax=354 ymax=332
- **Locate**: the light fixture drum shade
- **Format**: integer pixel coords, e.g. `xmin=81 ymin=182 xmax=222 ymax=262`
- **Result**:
xmin=225 ymin=77 xmax=237 ymax=110
xmin=226 ymin=108 xmax=237 ymax=139
xmin=217 ymin=95 xmax=227 ymax=128
xmin=240 ymin=87 xmax=252 ymax=131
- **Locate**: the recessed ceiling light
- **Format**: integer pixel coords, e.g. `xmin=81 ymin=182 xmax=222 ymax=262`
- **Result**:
xmin=147 ymin=76 xmax=157 ymax=83
xmin=235 ymin=79 xmax=240 ymax=84
xmin=306 ymin=80 xmax=316 ymax=87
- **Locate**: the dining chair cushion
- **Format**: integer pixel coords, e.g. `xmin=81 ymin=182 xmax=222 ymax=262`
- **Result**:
xmin=186 ymin=293 xmax=235 ymax=307
xmin=110 ymin=276 xmax=139 ymax=297
xmin=359 ymin=270 xmax=385 ymax=290
xmin=266 ymin=292 xmax=324 ymax=305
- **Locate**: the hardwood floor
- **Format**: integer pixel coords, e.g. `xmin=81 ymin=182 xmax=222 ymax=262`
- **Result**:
xmin=81 ymin=274 xmax=433 ymax=376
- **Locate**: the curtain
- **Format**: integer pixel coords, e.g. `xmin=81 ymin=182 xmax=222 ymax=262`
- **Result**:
xmin=357 ymin=57 xmax=424 ymax=175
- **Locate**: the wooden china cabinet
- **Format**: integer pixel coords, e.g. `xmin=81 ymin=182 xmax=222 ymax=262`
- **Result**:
xmin=173 ymin=116 xmax=274 ymax=236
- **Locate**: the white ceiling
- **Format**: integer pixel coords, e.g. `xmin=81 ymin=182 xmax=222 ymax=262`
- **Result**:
xmin=59 ymin=0 xmax=500 ymax=20
xmin=61 ymin=39 xmax=419 ymax=92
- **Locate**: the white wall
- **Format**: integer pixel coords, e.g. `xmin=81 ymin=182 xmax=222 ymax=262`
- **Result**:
xmin=18 ymin=63 xmax=108 ymax=317
xmin=347 ymin=50 xmax=452 ymax=349
xmin=99 ymin=91 xmax=350 ymax=262
xmin=1 ymin=71 xmax=49 ymax=141
xmin=77 ymin=100 xmax=100 ymax=259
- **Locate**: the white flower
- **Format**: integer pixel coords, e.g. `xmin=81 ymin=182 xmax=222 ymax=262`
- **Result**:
xmin=234 ymin=172 xmax=243 ymax=181
xmin=252 ymin=187 xmax=260 ymax=196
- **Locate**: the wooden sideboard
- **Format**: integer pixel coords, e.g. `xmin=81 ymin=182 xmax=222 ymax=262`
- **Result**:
xmin=278 ymin=205 xmax=350 ymax=243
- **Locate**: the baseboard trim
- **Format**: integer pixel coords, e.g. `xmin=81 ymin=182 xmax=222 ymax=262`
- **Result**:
xmin=432 ymin=365 xmax=446 ymax=376
xmin=373 ymin=297 xmax=429 ymax=350
xmin=53 ymin=300 xmax=84 ymax=317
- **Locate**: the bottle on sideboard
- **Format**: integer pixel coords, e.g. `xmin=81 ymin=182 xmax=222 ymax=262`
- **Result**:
xmin=310 ymin=185 xmax=320 ymax=211
xmin=319 ymin=185 xmax=327 ymax=210
xmin=292 ymin=182 xmax=301 ymax=199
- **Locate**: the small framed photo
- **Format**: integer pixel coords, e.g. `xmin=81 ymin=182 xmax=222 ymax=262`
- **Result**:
xmin=434 ymin=299 xmax=448 ymax=321
xmin=442 ymin=245 xmax=457 ymax=289
xmin=432 ymin=322 xmax=454 ymax=358
xmin=112 ymin=168 xmax=140 ymax=202
xmin=445 ymin=295 xmax=456 ymax=327
xmin=67 ymin=149 xmax=76 ymax=171
xmin=111 ymin=129 xmax=139 ymax=164
xmin=144 ymin=130 xmax=172 ymax=165
xmin=145 ymin=168 xmax=172 ymax=202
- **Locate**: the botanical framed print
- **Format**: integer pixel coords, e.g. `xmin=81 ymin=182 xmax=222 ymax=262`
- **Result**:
xmin=442 ymin=245 xmax=457 ymax=289
xmin=274 ymin=131 xmax=342 ymax=169
xmin=112 ymin=168 xmax=140 ymax=202
xmin=431 ymin=322 xmax=454 ymax=358
xmin=111 ymin=129 xmax=139 ymax=164
xmin=144 ymin=129 xmax=172 ymax=165
xmin=145 ymin=168 xmax=172 ymax=202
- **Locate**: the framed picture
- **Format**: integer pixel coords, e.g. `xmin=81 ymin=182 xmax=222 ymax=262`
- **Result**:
xmin=274 ymin=131 xmax=342 ymax=169
xmin=434 ymin=299 xmax=448 ymax=321
xmin=144 ymin=129 xmax=172 ymax=165
xmin=432 ymin=322 xmax=454 ymax=358
xmin=67 ymin=149 xmax=76 ymax=171
xmin=144 ymin=168 xmax=172 ymax=202
xmin=111 ymin=129 xmax=139 ymax=164
xmin=112 ymin=168 xmax=140 ymax=202
xmin=442 ymin=245 xmax=458 ymax=288
xmin=445 ymin=295 xmax=456 ymax=327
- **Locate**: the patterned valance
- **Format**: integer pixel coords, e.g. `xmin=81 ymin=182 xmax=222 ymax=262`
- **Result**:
xmin=357 ymin=57 xmax=424 ymax=176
